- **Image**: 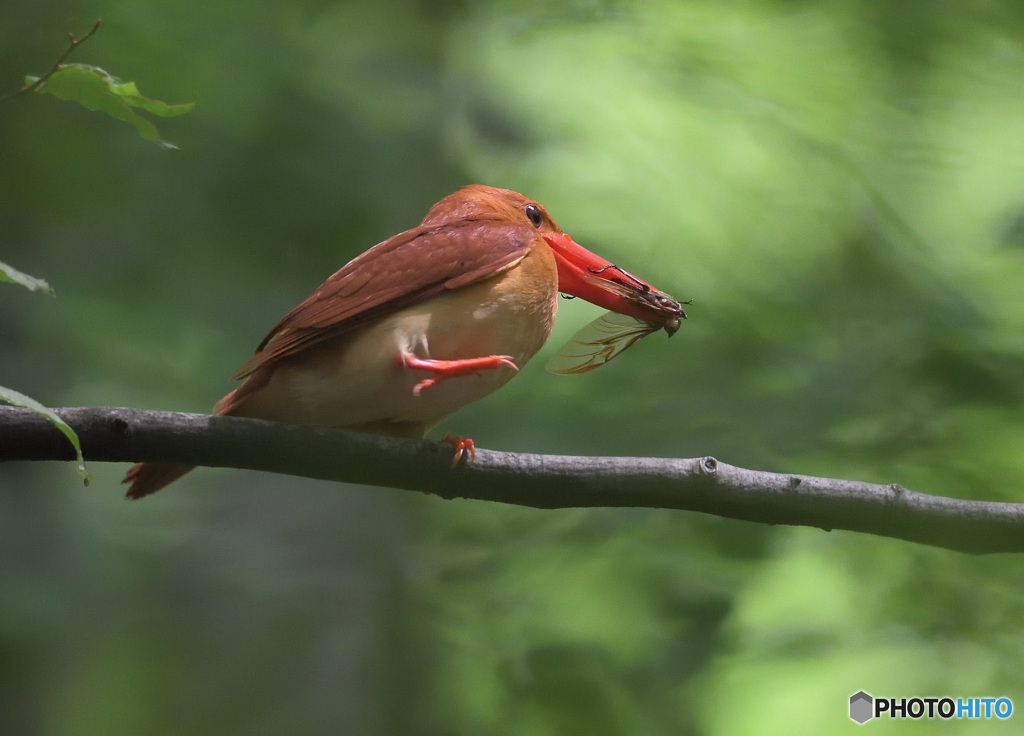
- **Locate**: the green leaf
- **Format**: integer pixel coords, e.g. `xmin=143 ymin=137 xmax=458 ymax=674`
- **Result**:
xmin=27 ymin=64 xmax=195 ymax=146
xmin=0 ymin=387 xmax=90 ymax=485
xmin=0 ymin=260 xmax=54 ymax=295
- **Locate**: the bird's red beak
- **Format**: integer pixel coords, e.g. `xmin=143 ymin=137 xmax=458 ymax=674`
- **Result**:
xmin=543 ymin=232 xmax=685 ymax=334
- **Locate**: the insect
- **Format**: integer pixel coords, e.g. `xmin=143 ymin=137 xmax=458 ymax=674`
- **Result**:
xmin=546 ymin=299 xmax=686 ymax=375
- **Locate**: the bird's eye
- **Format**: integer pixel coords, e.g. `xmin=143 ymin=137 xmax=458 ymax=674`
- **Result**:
xmin=525 ymin=204 xmax=543 ymax=228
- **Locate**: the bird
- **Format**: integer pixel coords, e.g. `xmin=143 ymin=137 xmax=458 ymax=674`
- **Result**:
xmin=123 ymin=185 xmax=684 ymax=498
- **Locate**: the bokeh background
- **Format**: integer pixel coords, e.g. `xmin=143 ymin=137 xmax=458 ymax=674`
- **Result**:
xmin=4 ymin=1 xmax=1024 ymax=733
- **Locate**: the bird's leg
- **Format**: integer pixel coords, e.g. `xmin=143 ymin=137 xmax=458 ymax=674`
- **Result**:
xmin=397 ymin=353 xmax=519 ymax=396
xmin=442 ymin=432 xmax=476 ymax=468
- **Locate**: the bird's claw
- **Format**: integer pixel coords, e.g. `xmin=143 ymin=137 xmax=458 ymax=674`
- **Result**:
xmin=442 ymin=432 xmax=475 ymax=468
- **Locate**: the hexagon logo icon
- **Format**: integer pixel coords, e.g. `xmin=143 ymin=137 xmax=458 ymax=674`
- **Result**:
xmin=850 ymin=691 xmax=874 ymax=724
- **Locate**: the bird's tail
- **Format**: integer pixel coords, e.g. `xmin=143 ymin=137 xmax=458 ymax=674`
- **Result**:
xmin=122 ymin=461 xmax=196 ymax=499
xmin=122 ymin=372 xmax=269 ymax=498
xmin=120 ymin=386 xmax=234 ymax=499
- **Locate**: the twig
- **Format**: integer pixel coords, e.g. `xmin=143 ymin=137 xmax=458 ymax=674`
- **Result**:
xmin=1 ymin=19 xmax=102 ymax=102
xmin=2 ymin=405 xmax=1023 ymax=555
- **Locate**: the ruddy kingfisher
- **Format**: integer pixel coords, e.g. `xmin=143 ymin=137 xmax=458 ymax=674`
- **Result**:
xmin=124 ymin=185 xmax=685 ymax=498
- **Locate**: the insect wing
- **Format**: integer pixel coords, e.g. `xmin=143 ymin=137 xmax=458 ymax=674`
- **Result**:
xmin=545 ymin=311 xmax=658 ymax=375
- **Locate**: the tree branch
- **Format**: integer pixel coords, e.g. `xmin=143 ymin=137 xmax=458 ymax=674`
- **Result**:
xmin=2 ymin=406 xmax=1021 ymax=555
xmin=1 ymin=19 xmax=102 ymax=102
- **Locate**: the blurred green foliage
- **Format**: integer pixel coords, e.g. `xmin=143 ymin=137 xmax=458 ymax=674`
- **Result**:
xmin=4 ymin=0 xmax=1024 ymax=733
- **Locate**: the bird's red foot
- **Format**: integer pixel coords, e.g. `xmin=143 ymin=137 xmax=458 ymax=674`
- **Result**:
xmin=398 ymin=354 xmax=519 ymax=396
xmin=442 ymin=432 xmax=475 ymax=468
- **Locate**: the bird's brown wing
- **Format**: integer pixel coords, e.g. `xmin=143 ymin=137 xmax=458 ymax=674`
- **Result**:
xmin=232 ymin=216 xmax=536 ymax=379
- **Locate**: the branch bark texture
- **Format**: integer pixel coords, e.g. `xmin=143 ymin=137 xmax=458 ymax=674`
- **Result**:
xmin=2 ymin=406 xmax=1021 ymax=555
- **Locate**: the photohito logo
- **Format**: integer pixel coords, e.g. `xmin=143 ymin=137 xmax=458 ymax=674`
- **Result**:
xmin=849 ymin=691 xmax=1013 ymax=724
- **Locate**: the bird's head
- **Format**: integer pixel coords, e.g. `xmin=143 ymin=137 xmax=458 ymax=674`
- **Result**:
xmin=423 ymin=185 xmax=684 ymax=333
